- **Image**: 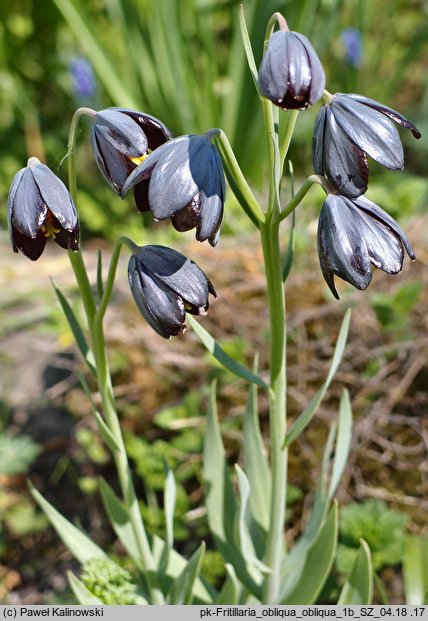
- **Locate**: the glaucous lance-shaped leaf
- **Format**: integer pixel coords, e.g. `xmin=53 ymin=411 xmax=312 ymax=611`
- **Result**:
xmin=122 ymin=133 xmax=225 ymax=246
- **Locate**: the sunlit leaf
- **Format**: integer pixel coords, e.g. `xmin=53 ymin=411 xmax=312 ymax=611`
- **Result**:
xmin=188 ymin=315 xmax=268 ymax=389
xmin=158 ymin=468 xmax=176 ymax=576
xmin=338 ymin=539 xmax=373 ymax=604
xmin=29 ymin=482 xmax=106 ymax=563
xmin=215 ymin=564 xmax=240 ymax=605
xmin=52 ymin=281 xmax=96 ymax=376
xmin=403 ymin=534 xmax=428 ymax=604
xmin=98 ymin=477 xmax=144 ymax=570
xmin=285 ymin=308 xmax=351 ymax=445
xmin=167 ymin=542 xmax=205 ymax=605
xmin=280 ymin=501 xmax=339 ymax=604
xmin=329 ymin=389 xmax=353 ymax=499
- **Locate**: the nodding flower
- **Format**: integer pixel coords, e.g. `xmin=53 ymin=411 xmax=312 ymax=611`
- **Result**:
xmin=121 ymin=132 xmax=225 ymax=247
xmin=312 ymin=93 xmax=421 ymax=198
xmin=90 ymin=107 xmax=173 ymax=194
xmin=128 ymin=244 xmax=216 ymax=339
xmin=317 ymin=194 xmax=415 ymax=299
xmin=7 ymin=157 xmax=79 ymax=261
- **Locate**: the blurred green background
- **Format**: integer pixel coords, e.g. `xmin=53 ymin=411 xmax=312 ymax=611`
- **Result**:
xmin=1 ymin=0 xmax=427 ymax=240
xmin=1 ymin=0 xmax=427 ymax=605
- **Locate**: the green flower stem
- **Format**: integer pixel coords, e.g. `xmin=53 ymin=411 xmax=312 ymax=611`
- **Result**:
xmin=280 ymin=174 xmax=332 ymax=221
xmin=260 ymin=216 xmax=287 ymax=604
xmin=280 ymin=110 xmax=299 ymax=171
xmin=265 ymin=12 xmax=289 ymax=45
xmin=216 ymin=130 xmax=265 ymax=223
xmin=96 ymin=236 xmax=137 ymax=322
xmin=66 ymin=110 xmax=163 ymax=603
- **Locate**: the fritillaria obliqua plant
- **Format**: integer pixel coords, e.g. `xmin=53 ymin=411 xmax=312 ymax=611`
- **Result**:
xmin=7 ymin=7 xmax=421 ymax=606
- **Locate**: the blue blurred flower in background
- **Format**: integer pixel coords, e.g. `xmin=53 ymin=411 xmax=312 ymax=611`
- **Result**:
xmin=340 ymin=28 xmax=363 ymax=67
xmin=69 ymin=57 xmax=96 ymax=99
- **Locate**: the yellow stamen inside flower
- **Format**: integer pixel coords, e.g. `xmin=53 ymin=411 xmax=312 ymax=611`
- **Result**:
xmin=129 ymin=153 xmax=149 ymax=166
xmin=41 ymin=212 xmax=60 ymax=239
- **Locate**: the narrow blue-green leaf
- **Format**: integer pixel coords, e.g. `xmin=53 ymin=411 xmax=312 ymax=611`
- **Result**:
xmin=285 ymin=308 xmax=351 ymax=446
xmin=329 ymin=389 xmax=353 ymax=500
xmin=203 ymin=381 xmax=236 ymax=543
xmin=187 ymin=315 xmax=268 ymax=389
xmin=52 ymin=282 xmax=96 ymax=376
xmin=29 ymin=482 xmax=106 ymax=563
xmin=97 ymin=248 xmax=104 ymax=302
xmin=338 ymin=539 xmax=373 ymax=604
xmin=234 ymin=465 xmax=270 ymax=575
xmin=67 ymin=572 xmax=104 ymax=605
xmin=203 ymin=382 xmax=262 ymax=599
xmin=238 ymin=4 xmax=259 ymax=91
xmin=215 ymin=564 xmax=240 ymax=605
xmin=151 ymin=535 xmax=214 ymax=604
xmin=403 ymin=534 xmax=428 ymax=604
xmin=282 ymin=160 xmax=296 ymax=283
xmin=168 ymin=542 xmax=206 ymax=605
xmin=280 ymin=501 xmax=338 ymax=604
xmin=243 ymin=377 xmax=271 ymax=532
xmin=98 ymin=477 xmax=151 ymax=572
xmin=159 ymin=468 xmax=176 ymax=576
xmin=52 ymin=0 xmax=137 ymax=107
xmin=282 ymin=210 xmax=296 ymax=282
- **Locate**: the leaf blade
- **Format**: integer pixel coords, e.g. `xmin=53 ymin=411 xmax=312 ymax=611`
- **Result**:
xmin=338 ymin=539 xmax=373 ymax=605
xmin=188 ymin=315 xmax=268 ymax=389
xmin=285 ymin=308 xmax=351 ymax=446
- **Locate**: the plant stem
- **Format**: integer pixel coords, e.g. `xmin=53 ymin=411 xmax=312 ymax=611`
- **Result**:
xmin=66 ymin=108 xmax=163 ymax=603
xmin=260 ymin=216 xmax=287 ymax=604
xmin=280 ymin=174 xmax=333 ymax=221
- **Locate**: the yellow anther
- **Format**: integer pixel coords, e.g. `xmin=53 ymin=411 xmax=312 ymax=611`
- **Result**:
xmin=41 ymin=213 xmax=61 ymax=239
xmin=129 ymin=153 xmax=149 ymax=166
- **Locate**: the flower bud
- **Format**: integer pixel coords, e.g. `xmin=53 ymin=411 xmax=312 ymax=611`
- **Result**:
xmin=258 ymin=29 xmax=325 ymax=110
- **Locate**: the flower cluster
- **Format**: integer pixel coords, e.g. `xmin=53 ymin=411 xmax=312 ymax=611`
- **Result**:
xmin=258 ymin=18 xmax=420 ymax=297
xmin=6 ymin=10 xmax=421 ymax=335
xmin=7 ymin=107 xmax=224 ymax=338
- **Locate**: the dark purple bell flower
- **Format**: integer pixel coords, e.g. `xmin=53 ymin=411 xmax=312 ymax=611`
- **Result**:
xmin=258 ymin=29 xmax=325 ymax=110
xmin=128 ymin=245 xmax=216 ymax=339
xmin=7 ymin=157 xmax=79 ymax=261
xmin=318 ymin=194 xmax=415 ymax=299
xmin=313 ymin=93 xmax=421 ymax=198
xmin=121 ymin=133 xmax=225 ymax=247
xmin=90 ymin=107 xmax=173 ymax=194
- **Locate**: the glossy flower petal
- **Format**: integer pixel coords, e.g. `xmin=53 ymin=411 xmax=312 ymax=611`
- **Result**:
xmin=7 ymin=158 xmax=79 ymax=261
xmin=122 ymin=134 xmax=225 ymax=246
xmin=318 ymin=194 xmax=414 ymax=298
xmin=312 ymin=93 xmax=421 ymax=198
xmin=128 ymin=245 xmax=216 ymax=338
xmin=90 ymin=107 xmax=173 ymax=194
xmin=258 ymin=30 xmax=325 ymax=110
